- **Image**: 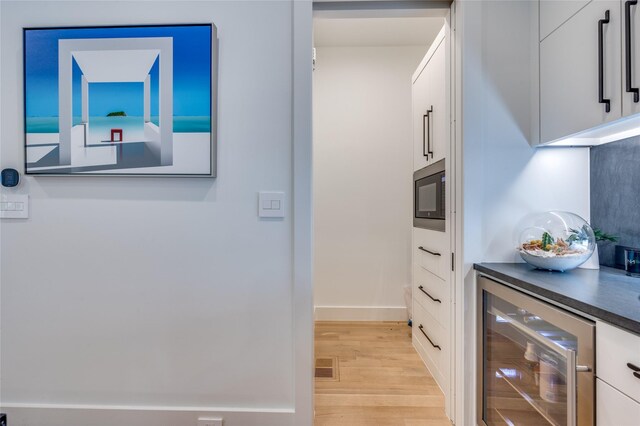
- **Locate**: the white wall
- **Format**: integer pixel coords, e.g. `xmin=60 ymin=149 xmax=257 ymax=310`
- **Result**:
xmin=455 ymin=1 xmax=590 ymax=424
xmin=0 ymin=1 xmax=309 ymax=425
xmin=313 ymin=45 xmax=427 ymax=321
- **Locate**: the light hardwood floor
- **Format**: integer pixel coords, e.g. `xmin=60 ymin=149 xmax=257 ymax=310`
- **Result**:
xmin=314 ymin=321 xmax=451 ymax=426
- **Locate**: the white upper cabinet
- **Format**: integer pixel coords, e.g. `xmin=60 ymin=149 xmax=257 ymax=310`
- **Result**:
xmin=413 ymin=61 xmax=431 ymax=171
xmin=623 ymin=0 xmax=640 ymax=116
xmin=540 ymin=0 xmax=621 ymax=143
xmin=413 ymin=26 xmax=449 ymax=171
xmin=540 ymin=0 xmax=592 ymax=41
xmin=425 ymin=38 xmax=447 ymax=165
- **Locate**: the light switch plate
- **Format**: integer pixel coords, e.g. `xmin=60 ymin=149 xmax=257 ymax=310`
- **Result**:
xmin=197 ymin=418 xmax=222 ymax=426
xmin=0 ymin=193 xmax=29 ymax=219
xmin=258 ymin=191 xmax=285 ymax=218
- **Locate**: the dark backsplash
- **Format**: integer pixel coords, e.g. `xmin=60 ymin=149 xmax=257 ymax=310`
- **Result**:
xmin=591 ymin=136 xmax=640 ymax=267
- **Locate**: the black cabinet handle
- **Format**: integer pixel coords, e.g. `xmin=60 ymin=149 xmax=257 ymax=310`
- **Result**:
xmin=599 ymin=10 xmax=612 ymax=112
xmin=418 ymin=285 xmax=442 ymax=303
xmin=627 ymin=362 xmax=640 ymax=371
xmin=422 ymin=111 xmax=429 ymax=157
xmin=418 ymin=246 xmax=441 ymax=256
xmin=626 ymin=1 xmax=639 ymax=102
xmin=418 ymin=324 xmax=441 ymax=350
xmin=426 ymin=106 xmax=434 ymax=159
xmin=635 ymin=371 xmax=640 ymax=379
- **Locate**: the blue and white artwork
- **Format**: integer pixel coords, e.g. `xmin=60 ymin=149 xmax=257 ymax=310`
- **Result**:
xmin=24 ymin=24 xmax=215 ymax=176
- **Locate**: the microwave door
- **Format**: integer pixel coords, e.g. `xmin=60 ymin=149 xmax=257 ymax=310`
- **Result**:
xmin=413 ymin=160 xmax=446 ymax=231
xmin=417 ymin=181 xmax=438 ymax=217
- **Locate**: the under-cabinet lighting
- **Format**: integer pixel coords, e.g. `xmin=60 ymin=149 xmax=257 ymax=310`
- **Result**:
xmin=542 ymin=114 xmax=640 ymax=147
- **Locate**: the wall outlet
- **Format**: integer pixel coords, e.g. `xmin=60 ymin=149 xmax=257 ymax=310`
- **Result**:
xmin=197 ymin=418 xmax=222 ymax=426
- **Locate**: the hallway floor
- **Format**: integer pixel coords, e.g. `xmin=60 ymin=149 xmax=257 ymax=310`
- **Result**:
xmin=314 ymin=321 xmax=450 ymax=426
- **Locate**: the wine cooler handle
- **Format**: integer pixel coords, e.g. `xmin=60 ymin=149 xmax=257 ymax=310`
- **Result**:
xmin=567 ymin=349 xmax=577 ymax=426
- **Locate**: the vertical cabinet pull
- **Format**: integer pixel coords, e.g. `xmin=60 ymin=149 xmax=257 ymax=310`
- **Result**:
xmin=422 ymin=111 xmax=429 ymax=157
xmin=626 ymin=1 xmax=639 ymax=102
xmin=418 ymin=324 xmax=441 ymax=350
xmin=426 ymin=106 xmax=434 ymax=159
xmin=599 ymin=10 xmax=612 ymax=112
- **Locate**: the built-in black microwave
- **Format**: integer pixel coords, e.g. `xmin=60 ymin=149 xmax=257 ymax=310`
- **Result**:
xmin=413 ymin=159 xmax=445 ymax=231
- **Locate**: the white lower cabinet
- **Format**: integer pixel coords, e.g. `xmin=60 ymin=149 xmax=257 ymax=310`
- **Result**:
xmin=412 ymin=225 xmax=451 ymax=419
xmin=596 ymin=321 xmax=640 ymax=425
xmin=412 ymin=301 xmax=449 ymax=402
xmin=414 ymin=265 xmax=449 ymax=328
xmin=413 ymin=227 xmax=450 ymax=281
xmin=596 ymin=321 xmax=640 ymax=402
xmin=597 ymin=378 xmax=640 ymax=426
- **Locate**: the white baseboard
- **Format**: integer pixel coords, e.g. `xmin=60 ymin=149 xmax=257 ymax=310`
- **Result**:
xmin=314 ymin=305 xmax=408 ymax=321
xmin=1 ymin=404 xmax=294 ymax=426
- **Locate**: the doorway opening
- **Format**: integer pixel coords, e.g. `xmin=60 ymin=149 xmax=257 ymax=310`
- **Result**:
xmin=311 ymin=2 xmax=455 ymax=425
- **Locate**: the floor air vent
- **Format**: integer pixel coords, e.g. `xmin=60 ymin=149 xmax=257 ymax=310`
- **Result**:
xmin=315 ymin=357 xmax=339 ymax=381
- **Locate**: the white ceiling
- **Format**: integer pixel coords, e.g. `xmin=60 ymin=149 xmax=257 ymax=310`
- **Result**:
xmin=313 ymin=17 xmax=444 ymax=47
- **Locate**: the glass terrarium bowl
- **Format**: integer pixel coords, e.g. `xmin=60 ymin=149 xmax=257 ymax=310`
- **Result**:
xmin=518 ymin=211 xmax=596 ymax=272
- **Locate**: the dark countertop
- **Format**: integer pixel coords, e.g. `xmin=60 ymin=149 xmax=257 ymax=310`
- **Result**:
xmin=474 ymin=263 xmax=640 ymax=335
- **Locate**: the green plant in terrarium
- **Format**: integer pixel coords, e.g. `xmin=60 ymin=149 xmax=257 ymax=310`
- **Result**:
xmin=541 ymin=231 xmax=554 ymax=251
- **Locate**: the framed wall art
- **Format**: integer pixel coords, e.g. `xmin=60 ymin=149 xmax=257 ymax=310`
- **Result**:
xmin=23 ymin=23 xmax=217 ymax=176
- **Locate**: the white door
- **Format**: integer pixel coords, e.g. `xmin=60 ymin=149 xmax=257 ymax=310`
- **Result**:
xmin=623 ymin=0 xmax=640 ymax=116
xmin=413 ymin=65 xmax=431 ymax=171
xmin=540 ymin=0 xmax=621 ymax=143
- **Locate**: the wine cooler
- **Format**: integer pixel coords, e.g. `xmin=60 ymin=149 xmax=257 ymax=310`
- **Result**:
xmin=477 ymin=275 xmax=595 ymax=426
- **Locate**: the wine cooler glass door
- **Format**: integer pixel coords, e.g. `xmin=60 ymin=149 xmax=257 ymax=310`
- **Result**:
xmin=477 ymin=276 xmax=595 ymax=426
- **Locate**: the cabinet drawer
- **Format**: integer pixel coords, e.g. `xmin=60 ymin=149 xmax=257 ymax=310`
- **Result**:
xmin=412 ymin=302 xmax=448 ymax=374
xmin=597 ymin=378 xmax=640 ymax=425
xmin=413 ymin=227 xmax=449 ymax=280
xmin=596 ymin=321 xmax=640 ymax=403
xmin=414 ymin=265 xmax=449 ymax=328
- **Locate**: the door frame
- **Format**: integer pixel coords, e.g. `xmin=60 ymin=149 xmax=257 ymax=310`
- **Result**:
xmin=293 ymin=1 xmax=468 ymax=425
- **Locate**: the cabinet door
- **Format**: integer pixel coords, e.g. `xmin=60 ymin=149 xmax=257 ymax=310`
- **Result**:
xmin=597 ymin=379 xmax=640 ymax=426
xmin=425 ymin=38 xmax=448 ymax=165
xmin=596 ymin=321 xmax=640 ymax=403
xmin=540 ymin=0 xmax=592 ymax=41
xmin=540 ymin=0 xmax=621 ymax=143
xmin=413 ymin=67 xmax=431 ymax=172
xmin=623 ymin=0 xmax=640 ymax=116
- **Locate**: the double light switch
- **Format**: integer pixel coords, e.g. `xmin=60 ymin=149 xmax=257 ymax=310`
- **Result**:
xmin=259 ymin=191 xmax=285 ymax=218
xmin=0 ymin=194 xmax=29 ymax=218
